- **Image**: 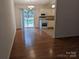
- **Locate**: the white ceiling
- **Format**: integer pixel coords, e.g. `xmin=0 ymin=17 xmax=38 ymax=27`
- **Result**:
xmin=14 ymin=0 xmax=56 ymax=5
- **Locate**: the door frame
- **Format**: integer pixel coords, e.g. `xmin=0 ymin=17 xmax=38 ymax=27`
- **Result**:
xmin=21 ymin=8 xmax=35 ymax=29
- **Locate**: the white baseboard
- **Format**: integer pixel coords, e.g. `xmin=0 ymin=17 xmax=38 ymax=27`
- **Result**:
xmin=8 ymin=30 xmax=16 ymax=59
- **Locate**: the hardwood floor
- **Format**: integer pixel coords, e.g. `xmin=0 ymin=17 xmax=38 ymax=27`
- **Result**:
xmin=10 ymin=28 xmax=79 ymax=59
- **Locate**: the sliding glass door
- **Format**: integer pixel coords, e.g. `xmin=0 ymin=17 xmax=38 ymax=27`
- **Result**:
xmin=22 ymin=9 xmax=34 ymax=28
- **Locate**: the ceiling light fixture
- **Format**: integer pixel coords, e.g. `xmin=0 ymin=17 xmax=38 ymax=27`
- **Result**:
xmin=52 ymin=5 xmax=55 ymax=8
xmin=27 ymin=0 xmax=35 ymax=9
xmin=28 ymin=5 xmax=35 ymax=9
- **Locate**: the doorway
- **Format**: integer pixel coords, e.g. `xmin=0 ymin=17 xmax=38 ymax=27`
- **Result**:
xmin=22 ymin=9 xmax=35 ymax=28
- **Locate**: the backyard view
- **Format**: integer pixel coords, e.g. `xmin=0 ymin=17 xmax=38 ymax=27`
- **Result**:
xmin=23 ymin=9 xmax=34 ymax=27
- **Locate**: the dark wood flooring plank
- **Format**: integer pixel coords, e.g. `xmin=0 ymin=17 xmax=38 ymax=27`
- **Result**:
xmin=10 ymin=28 xmax=79 ymax=59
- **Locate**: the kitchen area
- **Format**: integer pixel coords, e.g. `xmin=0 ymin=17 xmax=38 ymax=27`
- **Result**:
xmin=39 ymin=5 xmax=56 ymax=38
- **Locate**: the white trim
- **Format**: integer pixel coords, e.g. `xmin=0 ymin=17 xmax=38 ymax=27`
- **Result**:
xmin=8 ymin=30 xmax=16 ymax=59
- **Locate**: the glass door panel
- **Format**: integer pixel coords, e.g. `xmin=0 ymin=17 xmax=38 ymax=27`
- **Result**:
xmin=23 ymin=9 xmax=34 ymax=27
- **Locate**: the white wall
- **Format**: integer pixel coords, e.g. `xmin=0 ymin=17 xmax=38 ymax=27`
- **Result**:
xmin=0 ymin=0 xmax=16 ymax=59
xmin=55 ymin=0 xmax=79 ymax=38
xmin=15 ymin=6 xmax=21 ymax=28
xmin=15 ymin=4 xmax=55 ymax=28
